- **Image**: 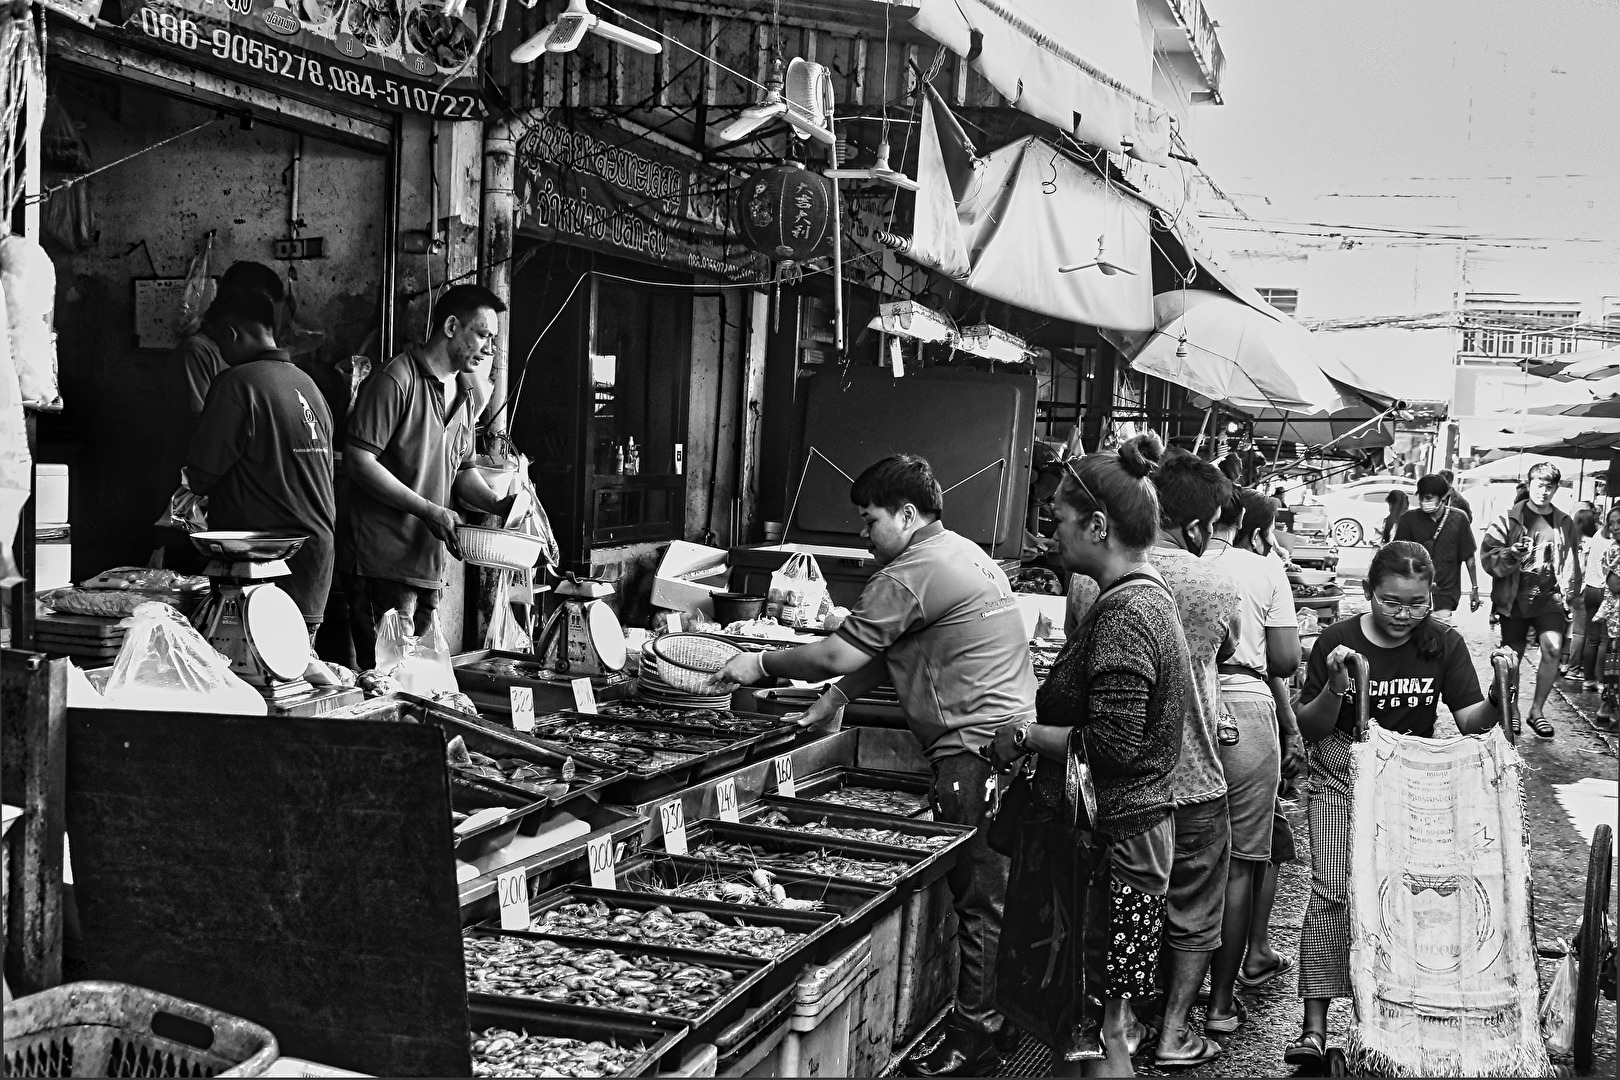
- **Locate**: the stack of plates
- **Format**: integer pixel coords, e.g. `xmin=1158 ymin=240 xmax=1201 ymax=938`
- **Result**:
xmin=635 ymin=643 xmax=733 ymax=708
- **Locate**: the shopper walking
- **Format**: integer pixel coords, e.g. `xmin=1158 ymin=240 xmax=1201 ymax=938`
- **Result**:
xmin=1566 ymin=508 xmax=1603 ymax=684
xmin=1393 ymin=474 xmax=1480 ymax=622
xmin=1200 ymin=487 xmax=1301 ymax=1035
xmin=989 ymin=433 xmax=1187 ymax=1077
xmin=1582 ymin=506 xmax=1620 ymax=694
xmin=1283 ymin=542 xmax=1510 ymax=1070
xmin=1596 ymin=513 xmax=1620 ymax=726
xmin=343 ymin=284 xmax=515 ymax=670
xmin=1481 ymin=462 xmax=1581 ymax=738
xmin=1146 ymin=450 xmax=1239 ymax=1069
xmin=709 ymin=453 xmax=1035 ymax=1077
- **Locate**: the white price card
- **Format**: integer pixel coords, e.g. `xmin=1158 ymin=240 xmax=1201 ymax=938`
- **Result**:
xmin=572 ymin=677 xmax=598 ymax=714
xmin=664 ymin=612 xmax=683 ymax=633
xmin=716 ymin=777 xmax=740 ymax=823
xmin=587 ymin=833 xmax=616 ymax=890
xmin=509 ymin=686 xmax=535 ymax=733
xmin=497 ymin=867 xmax=529 ymax=931
xmin=659 ymin=799 xmax=689 ymax=855
xmin=774 ymin=755 xmax=797 ymax=799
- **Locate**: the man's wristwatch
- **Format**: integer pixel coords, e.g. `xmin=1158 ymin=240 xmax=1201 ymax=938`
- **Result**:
xmin=1012 ymin=719 xmax=1035 ymax=751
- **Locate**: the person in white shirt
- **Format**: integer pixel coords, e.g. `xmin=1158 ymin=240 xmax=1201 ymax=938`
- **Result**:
xmin=1575 ymin=506 xmax=1614 ymax=690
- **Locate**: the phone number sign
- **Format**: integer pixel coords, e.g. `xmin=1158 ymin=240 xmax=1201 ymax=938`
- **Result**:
xmin=127 ymin=0 xmax=484 ymax=119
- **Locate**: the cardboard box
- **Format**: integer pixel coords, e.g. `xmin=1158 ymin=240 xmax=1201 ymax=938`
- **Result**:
xmin=652 ymin=541 xmax=731 ymax=617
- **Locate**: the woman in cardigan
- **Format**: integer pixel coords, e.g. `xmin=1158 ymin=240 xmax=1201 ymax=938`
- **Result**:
xmin=991 ymin=433 xmax=1190 ymax=1076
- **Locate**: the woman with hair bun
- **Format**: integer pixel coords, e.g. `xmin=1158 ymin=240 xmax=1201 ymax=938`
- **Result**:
xmin=991 ymin=433 xmax=1192 ymax=1076
xmin=1282 ymin=540 xmax=1514 ymax=1070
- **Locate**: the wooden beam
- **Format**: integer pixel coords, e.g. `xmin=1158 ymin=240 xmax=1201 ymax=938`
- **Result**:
xmin=1 ymin=650 xmax=68 ymax=995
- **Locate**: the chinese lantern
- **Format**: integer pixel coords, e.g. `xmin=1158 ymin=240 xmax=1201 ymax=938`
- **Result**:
xmin=736 ymin=162 xmax=832 ymax=261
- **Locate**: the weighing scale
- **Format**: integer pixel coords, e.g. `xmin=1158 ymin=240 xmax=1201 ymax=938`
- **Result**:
xmin=535 ymin=575 xmax=627 ymax=676
xmin=189 ymin=531 xmax=318 ymax=703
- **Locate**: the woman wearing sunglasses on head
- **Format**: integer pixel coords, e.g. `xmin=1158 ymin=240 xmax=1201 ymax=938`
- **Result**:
xmin=1281 ymin=541 xmax=1513 ymax=1070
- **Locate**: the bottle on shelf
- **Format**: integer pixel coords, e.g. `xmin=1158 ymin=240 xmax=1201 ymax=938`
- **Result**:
xmin=614 ymin=442 xmax=624 ymax=475
xmin=626 ymin=437 xmax=640 ymax=476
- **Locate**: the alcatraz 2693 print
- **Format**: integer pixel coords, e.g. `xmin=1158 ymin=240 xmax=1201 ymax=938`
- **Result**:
xmin=125 ymin=0 xmax=485 ymax=119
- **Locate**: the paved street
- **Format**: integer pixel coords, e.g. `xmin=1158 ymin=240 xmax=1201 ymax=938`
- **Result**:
xmin=992 ymin=579 xmax=1618 ymax=1077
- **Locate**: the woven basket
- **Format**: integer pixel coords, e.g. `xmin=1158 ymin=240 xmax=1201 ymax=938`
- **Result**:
xmin=649 ymin=634 xmax=742 ymax=694
xmin=455 ymin=525 xmax=545 ymax=571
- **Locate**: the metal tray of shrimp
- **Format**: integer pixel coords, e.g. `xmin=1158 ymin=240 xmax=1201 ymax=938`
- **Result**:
xmin=468 ymin=995 xmax=690 ymax=1077
xmin=422 ymin=710 xmax=628 ymax=819
xmin=790 ymin=766 xmax=936 ymax=819
xmin=531 ymin=711 xmax=795 ymax=771
xmin=464 ymin=926 xmax=773 ymax=1048
xmin=742 ymin=796 xmax=973 ymax=862
xmin=665 ymin=820 xmax=952 ymax=895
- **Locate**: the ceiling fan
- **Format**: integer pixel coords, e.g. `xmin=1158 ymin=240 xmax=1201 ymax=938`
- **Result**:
xmin=825 ymin=138 xmax=918 ymax=191
xmin=717 ymin=57 xmax=835 ymax=146
xmin=1058 ymin=234 xmax=1137 ymax=276
xmin=510 ymin=0 xmax=662 ymax=63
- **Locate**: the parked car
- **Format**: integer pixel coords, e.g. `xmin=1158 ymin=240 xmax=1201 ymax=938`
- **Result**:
xmin=1316 ymin=479 xmax=1417 ymax=547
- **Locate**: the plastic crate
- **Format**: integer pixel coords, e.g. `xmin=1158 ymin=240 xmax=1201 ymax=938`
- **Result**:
xmin=3 ymin=981 xmax=279 ymax=1077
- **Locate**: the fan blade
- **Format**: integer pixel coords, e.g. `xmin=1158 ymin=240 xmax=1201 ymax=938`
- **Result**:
xmin=1057 ymin=262 xmax=1101 ymax=274
xmin=511 ymin=20 xmax=559 ymax=62
xmin=1096 ymin=262 xmax=1138 ymax=276
xmin=717 ymin=102 xmax=785 ymax=142
xmin=591 ymin=19 xmax=663 ymax=54
xmin=782 ymin=110 xmax=834 ymax=145
xmin=874 ymin=170 xmax=919 ymax=192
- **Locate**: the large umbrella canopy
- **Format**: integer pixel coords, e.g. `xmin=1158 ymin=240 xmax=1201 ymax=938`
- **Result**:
xmin=1474 ymin=414 xmax=1620 ymax=451
xmin=1121 ymin=290 xmax=1353 ymax=415
xmin=1525 ymin=344 xmax=1620 ymax=381
xmin=1529 ymin=396 xmax=1620 ymax=420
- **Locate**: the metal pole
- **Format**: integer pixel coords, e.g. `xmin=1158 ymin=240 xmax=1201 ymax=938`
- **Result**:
xmin=481 ymin=117 xmax=519 ymax=436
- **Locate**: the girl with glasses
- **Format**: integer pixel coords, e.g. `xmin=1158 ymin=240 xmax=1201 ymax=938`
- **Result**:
xmin=1282 ymin=541 xmax=1512 ymax=1069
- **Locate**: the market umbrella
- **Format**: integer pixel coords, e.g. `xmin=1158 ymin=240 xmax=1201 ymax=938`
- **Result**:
xmin=1121 ymin=290 xmax=1354 ymax=415
xmin=1528 ymin=396 xmax=1620 ymax=420
xmin=1525 ymin=344 xmax=1620 ymax=381
xmin=1473 ymin=415 xmax=1620 ymax=452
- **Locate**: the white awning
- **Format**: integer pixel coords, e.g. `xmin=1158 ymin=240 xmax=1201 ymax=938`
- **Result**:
xmin=906 ymin=0 xmax=1170 ymax=162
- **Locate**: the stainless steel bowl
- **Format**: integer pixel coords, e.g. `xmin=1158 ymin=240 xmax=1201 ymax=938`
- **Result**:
xmin=190 ymin=531 xmax=309 ymax=561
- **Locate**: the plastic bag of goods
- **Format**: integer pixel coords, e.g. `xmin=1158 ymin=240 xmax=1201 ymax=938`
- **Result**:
xmin=154 ymin=470 xmax=209 ymax=533
xmin=766 ymin=552 xmax=831 ymax=629
xmin=172 ymin=232 xmax=214 ymax=340
xmin=93 ymin=601 xmax=267 ymax=715
xmin=1539 ymin=940 xmax=1577 ymax=1055
xmin=0 ymin=278 xmax=25 ymax=587
xmin=0 ymin=235 xmax=59 ymax=410
xmin=484 ymin=569 xmax=532 ymax=652
xmin=374 ymin=607 xmax=458 ymax=696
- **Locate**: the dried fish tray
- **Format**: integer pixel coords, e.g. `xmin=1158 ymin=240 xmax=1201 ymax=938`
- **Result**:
xmin=792 ymin=766 xmax=934 ymax=819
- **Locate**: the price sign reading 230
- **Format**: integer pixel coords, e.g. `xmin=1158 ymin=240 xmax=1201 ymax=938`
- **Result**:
xmin=134 ymin=6 xmax=481 ymax=119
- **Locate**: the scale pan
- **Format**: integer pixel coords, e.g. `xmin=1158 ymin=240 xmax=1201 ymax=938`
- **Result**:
xmin=191 ymin=531 xmax=309 ymax=561
xmin=245 ymin=585 xmax=311 ymax=680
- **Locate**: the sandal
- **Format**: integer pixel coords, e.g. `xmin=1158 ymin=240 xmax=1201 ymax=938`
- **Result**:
xmin=1527 ymin=712 xmax=1556 ymax=738
xmin=1236 ymin=954 xmax=1295 ymax=990
xmin=1284 ymin=1031 xmax=1327 ymax=1068
xmin=1203 ymin=1000 xmax=1247 ymax=1034
xmin=1123 ymin=1018 xmax=1158 ymax=1058
xmin=1155 ymin=1034 xmax=1224 ymax=1068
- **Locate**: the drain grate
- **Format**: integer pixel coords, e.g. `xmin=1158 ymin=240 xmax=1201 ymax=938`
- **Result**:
xmin=999 ymin=1032 xmax=1054 ymax=1076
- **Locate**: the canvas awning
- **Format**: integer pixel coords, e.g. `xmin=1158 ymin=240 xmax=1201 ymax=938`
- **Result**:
xmin=1525 ymin=344 xmax=1620 ymax=381
xmin=905 ymin=0 xmax=1170 ymax=162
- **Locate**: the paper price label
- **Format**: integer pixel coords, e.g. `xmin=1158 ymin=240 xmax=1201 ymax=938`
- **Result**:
xmin=572 ymin=677 xmax=598 ymax=714
xmin=659 ymin=799 xmax=689 ymax=855
xmin=716 ymin=777 xmax=740 ymax=823
xmin=497 ymin=867 xmax=529 ymax=931
xmin=664 ymin=612 xmax=683 ymax=633
xmin=587 ymin=833 xmax=616 ymax=889
xmin=509 ymin=687 xmax=535 ymax=733
xmin=774 ymin=755 xmax=796 ymax=799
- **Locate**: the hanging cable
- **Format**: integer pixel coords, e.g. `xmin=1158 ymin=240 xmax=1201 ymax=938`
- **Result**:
xmin=27 ymin=116 xmax=226 ymax=204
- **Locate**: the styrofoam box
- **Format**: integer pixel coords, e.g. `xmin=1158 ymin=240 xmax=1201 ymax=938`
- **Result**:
xmin=651 ymin=540 xmax=730 ymax=617
xmin=34 ymin=463 xmax=68 ymax=526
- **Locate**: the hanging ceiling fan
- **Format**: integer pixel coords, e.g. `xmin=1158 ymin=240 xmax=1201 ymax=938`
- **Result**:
xmin=717 ymin=57 xmax=835 ymax=146
xmin=1058 ymin=234 xmax=1137 ymax=276
xmin=825 ymin=138 xmax=918 ymax=191
xmin=510 ymin=0 xmax=662 ymax=63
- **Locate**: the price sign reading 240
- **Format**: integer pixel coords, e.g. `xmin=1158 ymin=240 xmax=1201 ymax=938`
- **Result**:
xmin=133 ymin=6 xmax=481 ymax=119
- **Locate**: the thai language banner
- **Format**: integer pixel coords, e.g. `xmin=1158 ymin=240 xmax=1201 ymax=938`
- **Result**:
xmin=124 ymin=0 xmax=483 ymax=119
xmin=514 ymin=117 xmax=767 ymax=281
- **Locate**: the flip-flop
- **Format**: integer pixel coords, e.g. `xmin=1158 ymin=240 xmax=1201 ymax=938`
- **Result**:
xmin=1155 ymin=1035 xmax=1224 ymax=1068
xmin=1124 ymin=1018 xmax=1157 ymax=1058
xmin=1527 ymin=713 xmax=1556 ymax=738
xmin=1283 ymin=1031 xmax=1326 ymax=1068
xmin=1203 ymin=1000 xmax=1247 ymax=1035
xmin=1236 ymin=954 xmax=1295 ymax=990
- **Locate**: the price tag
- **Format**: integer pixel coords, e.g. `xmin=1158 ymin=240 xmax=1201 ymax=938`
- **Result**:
xmin=774 ymin=755 xmax=797 ymax=799
xmin=664 ymin=612 xmax=683 ymax=633
xmin=509 ymin=687 xmax=535 ymax=733
xmin=716 ymin=777 xmax=740 ymax=823
xmin=496 ymin=867 xmax=528 ymax=931
xmin=572 ymin=677 xmax=598 ymax=714
xmin=659 ymin=799 xmax=689 ymax=856
xmin=586 ymin=833 xmax=616 ymax=889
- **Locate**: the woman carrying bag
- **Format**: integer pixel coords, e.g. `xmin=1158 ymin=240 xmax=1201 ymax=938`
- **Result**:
xmin=989 ymin=434 xmax=1191 ymax=1076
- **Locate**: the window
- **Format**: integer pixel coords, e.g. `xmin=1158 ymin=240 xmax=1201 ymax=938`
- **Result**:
xmin=1258 ymin=287 xmax=1298 ymax=315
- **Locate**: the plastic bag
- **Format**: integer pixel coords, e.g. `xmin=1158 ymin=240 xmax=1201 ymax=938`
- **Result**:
xmin=1540 ymin=941 xmax=1577 ymax=1054
xmin=485 ymin=569 xmax=533 ymax=652
xmin=374 ymin=607 xmax=458 ymax=695
xmin=96 ymin=602 xmax=267 ymax=715
xmin=173 ymin=233 xmax=214 ymax=339
xmin=0 ymin=274 xmax=24 ymax=587
xmin=1 ymin=235 xmax=60 ymax=409
xmin=154 ymin=470 xmax=209 ymax=533
xmin=477 ymin=447 xmax=559 ymax=567
xmin=767 ymin=552 xmax=831 ymax=629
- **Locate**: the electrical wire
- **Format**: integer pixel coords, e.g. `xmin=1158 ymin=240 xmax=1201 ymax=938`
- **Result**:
xmin=27 ymin=116 xmax=226 ymax=204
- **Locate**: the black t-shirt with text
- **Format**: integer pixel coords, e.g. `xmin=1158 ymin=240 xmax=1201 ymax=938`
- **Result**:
xmin=1302 ymin=614 xmax=1484 ymax=738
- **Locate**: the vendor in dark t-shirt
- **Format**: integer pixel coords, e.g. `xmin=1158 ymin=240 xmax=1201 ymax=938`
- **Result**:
xmin=187 ymin=289 xmax=335 ymax=633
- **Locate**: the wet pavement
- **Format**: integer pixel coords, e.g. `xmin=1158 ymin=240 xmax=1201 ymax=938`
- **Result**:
xmin=921 ymin=584 xmax=1618 ymax=1077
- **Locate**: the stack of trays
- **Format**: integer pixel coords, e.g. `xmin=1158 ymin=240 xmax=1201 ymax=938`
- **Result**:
xmin=34 ymin=613 xmax=127 ymax=663
xmin=636 ymin=642 xmax=732 ymax=709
